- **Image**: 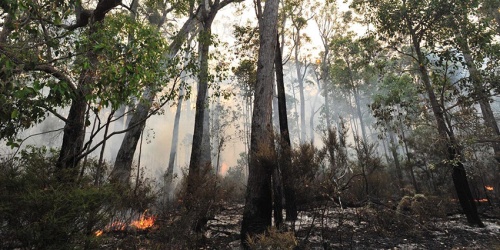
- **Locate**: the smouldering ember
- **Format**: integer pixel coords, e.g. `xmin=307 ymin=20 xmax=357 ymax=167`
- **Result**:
xmin=485 ymin=186 xmax=494 ymax=191
xmin=94 ymin=211 xmax=156 ymax=237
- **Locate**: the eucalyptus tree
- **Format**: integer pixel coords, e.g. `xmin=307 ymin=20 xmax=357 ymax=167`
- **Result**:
xmin=282 ymin=0 xmax=315 ymax=143
xmin=166 ymin=49 xmax=194 ymax=199
xmin=314 ymin=0 xmax=349 ymax=130
xmin=0 ymin=0 xmax=169 ymax=182
xmin=353 ymin=0 xmax=484 ymax=227
xmin=275 ymin=34 xmax=297 ymax=222
xmin=110 ymin=0 xmax=241 ymax=185
xmin=186 ymin=0 xmax=242 ymax=211
xmin=110 ymin=0 xmax=192 ymax=184
xmin=233 ymin=23 xmax=259 ymax=175
xmin=241 ymin=0 xmax=280 ymax=244
xmin=371 ymin=68 xmax=423 ymax=193
xmin=446 ymin=0 xmax=500 ymax=162
xmin=329 ymin=33 xmax=377 ymax=144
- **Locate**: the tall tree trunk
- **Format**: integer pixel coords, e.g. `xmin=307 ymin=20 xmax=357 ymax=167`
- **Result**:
xmin=201 ymin=95 xmax=212 ymax=166
xmin=241 ymin=0 xmax=279 ymax=244
xmin=409 ymin=23 xmax=483 ymax=226
xmin=56 ymin=0 xmax=122 ymax=180
xmin=272 ymin=83 xmax=280 ymax=130
xmin=56 ymin=90 xmax=87 ymax=180
xmin=110 ymin=89 xmax=153 ymax=184
xmin=272 ymin=166 xmax=283 ymax=228
xmin=275 ymin=34 xmax=297 ymax=221
xmin=456 ymin=34 xmax=500 ymax=162
xmin=389 ymin=130 xmax=404 ymax=190
xmin=295 ymin=52 xmax=307 ymax=143
xmin=187 ymin=11 xmax=215 ymax=198
xmin=166 ymin=86 xmax=185 ymax=198
xmin=353 ymin=87 xmax=368 ymax=143
xmin=110 ymin=10 xmax=201 ymax=184
xmin=400 ymin=121 xmax=419 ymax=193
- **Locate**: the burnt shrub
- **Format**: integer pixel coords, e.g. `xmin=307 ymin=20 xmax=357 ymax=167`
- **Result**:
xmin=290 ymin=143 xmax=324 ymax=207
xmin=246 ymin=227 xmax=297 ymax=250
xmin=155 ymin=165 xmax=245 ymax=248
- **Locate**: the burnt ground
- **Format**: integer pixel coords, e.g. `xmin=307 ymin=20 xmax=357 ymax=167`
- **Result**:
xmin=202 ymin=203 xmax=500 ymax=250
xmin=97 ymin=202 xmax=500 ymax=249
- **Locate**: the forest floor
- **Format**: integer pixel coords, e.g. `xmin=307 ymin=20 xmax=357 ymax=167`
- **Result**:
xmin=98 ymin=202 xmax=500 ymax=249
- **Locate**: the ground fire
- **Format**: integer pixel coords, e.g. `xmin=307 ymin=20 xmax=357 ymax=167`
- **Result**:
xmin=95 ymin=211 xmax=156 ymax=236
xmin=485 ymin=185 xmax=494 ymax=191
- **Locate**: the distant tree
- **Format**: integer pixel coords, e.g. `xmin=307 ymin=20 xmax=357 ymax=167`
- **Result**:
xmin=353 ymin=0 xmax=484 ymax=227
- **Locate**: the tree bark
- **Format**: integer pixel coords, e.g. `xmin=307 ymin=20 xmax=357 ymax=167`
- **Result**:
xmin=354 ymin=88 xmax=368 ymax=143
xmin=56 ymin=0 xmax=121 ymax=181
xmin=389 ymin=130 xmax=404 ymax=190
xmin=407 ymin=17 xmax=484 ymax=227
xmin=187 ymin=6 xmax=216 ymax=198
xmin=456 ymin=33 xmax=500 ymax=162
xmin=241 ymin=0 xmax=279 ymax=244
xmin=166 ymin=86 xmax=184 ymax=198
xmin=275 ymin=34 xmax=297 ymax=221
xmin=110 ymin=9 xmax=202 ymax=184
xmin=110 ymin=89 xmax=153 ymax=184
xmin=295 ymin=40 xmax=307 ymax=143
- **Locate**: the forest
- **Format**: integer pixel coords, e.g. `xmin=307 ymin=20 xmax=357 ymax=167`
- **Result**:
xmin=0 ymin=0 xmax=499 ymax=249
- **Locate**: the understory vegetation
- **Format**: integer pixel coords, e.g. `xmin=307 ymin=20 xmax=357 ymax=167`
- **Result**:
xmin=0 ymin=128 xmax=497 ymax=249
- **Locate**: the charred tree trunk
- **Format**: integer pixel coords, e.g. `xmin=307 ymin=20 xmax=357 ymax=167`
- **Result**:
xmin=241 ymin=0 xmax=279 ymax=244
xmin=272 ymin=166 xmax=283 ymax=228
xmin=400 ymin=123 xmax=420 ymax=193
xmin=320 ymin=49 xmax=332 ymax=130
xmin=275 ymin=34 xmax=297 ymax=221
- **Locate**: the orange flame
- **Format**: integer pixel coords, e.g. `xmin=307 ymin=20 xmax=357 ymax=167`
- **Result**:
xmin=94 ymin=211 xmax=156 ymax=237
xmin=130 ymin=212 xmax=155 ymax=230
xmin=485 ymin=186 xmax=494 ymax=191
xmin=108 ymin=221 xmax=127 ymax=231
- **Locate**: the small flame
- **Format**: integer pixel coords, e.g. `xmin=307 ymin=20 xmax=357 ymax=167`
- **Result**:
xmin=94 ymin=210 xmax=156 ymax=237
xmin=108 ymin=221 xmax=127 ymax=231
xmin=478 ymin=198 xmax=489 ymax=202
xmin=130 ymin=212 xmax=155 ymax=230
xmin=485 ymin=186 xmax=494 ymax=191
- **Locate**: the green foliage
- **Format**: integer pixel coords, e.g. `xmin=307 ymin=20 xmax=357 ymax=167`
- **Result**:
xmin=0 ymin=4 xmax=171 ymax=142
xmin=371 ymin=72 xmax=421 ymax=126
xmin=84 ymin=13 xmax=169 ymax=110
xmin=0 ymin=146 xmax=156 ymax=249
